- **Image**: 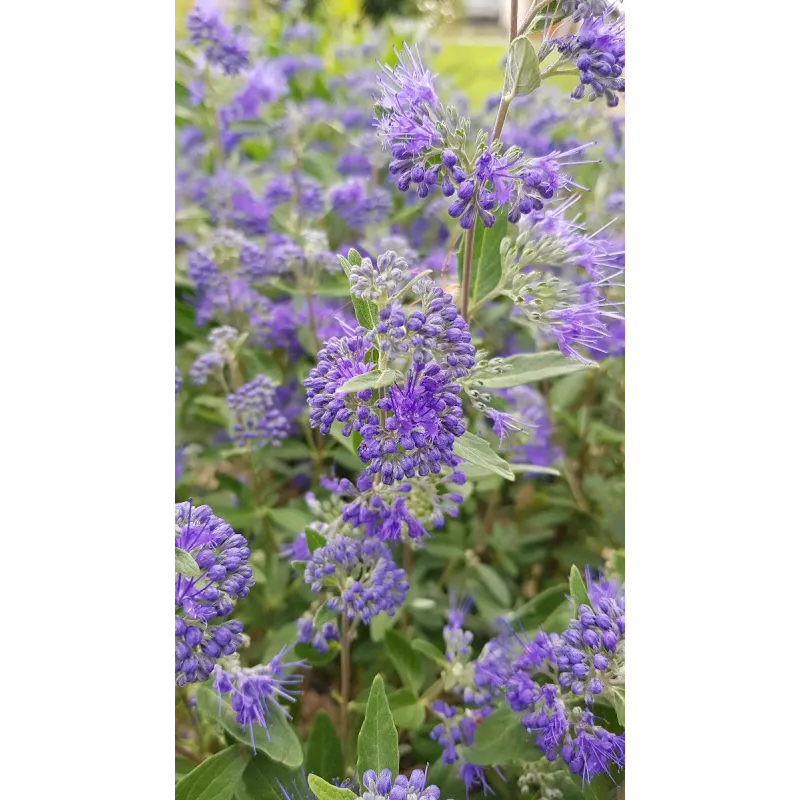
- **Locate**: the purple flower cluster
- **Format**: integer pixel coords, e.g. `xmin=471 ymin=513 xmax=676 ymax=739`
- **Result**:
xmin=476 ymin=574 xmax=625 ymax=782
xmin=176 ymin=366 xmax=182 ymax=399
xmin=175 ymin=501 xmax=255 ymax=622
xmin=210 ymin=646 xmax=306 ymax=747
xmin=175 ymin=501 xmax=255 ymax=684
xmin=176 ymin=617 xmax=245 ymax=686
xmin=303 ymin=534 xmax=409 ymax=624
xmin=227 ymin=374 xmax=292 ymax=448
xmin=187 ymin=1 xmax=249 ymax=76
xmin=329 ymin=180 xmax=391 ymax=233
xmin=189 ymin=325 xmax=239 ymax=385
xmin=375 ymin=45 xmax=590 ymax=227
xmin=357 ymin=769 xmax=441 ymax=800
xmin=553 ymin=13 xmax=625 ymax=107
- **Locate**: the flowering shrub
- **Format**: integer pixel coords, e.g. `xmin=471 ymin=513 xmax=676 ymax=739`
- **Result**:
xmin=175 ymin=2 xmax=624 ymax=799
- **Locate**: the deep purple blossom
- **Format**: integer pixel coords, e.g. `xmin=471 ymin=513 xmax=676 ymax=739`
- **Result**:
xmin=175 ymin=501 xmax=255 ymax=622
xmin=496 ymin=386 xmax=563 ymax=470
xmin=553 ymin=13 xmax=625 ymax=107
xmin=303 ymin=535 xmax=409 ymax=624
xmin=176 ymin=617 xmax=244 ymax=686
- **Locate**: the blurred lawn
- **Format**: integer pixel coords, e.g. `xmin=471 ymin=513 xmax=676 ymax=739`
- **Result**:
xmin=174 ymin=3 xmax=568 ymax=113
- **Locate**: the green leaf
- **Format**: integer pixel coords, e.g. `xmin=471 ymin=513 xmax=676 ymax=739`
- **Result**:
xmin=356 ymin=674 xmax=399 ymax=780
xmin=384 ymin=629 xmax=424 ymax=693
xmin=609 ymin=687 xmax=625 ymax=726
xmin=459 ymin=707 xmax=532 ymax=765
xmin=510 ymin=583 xmax=569 ymax=625
xmin=473 ymin=563 xmax=511 ymax=607
xmin=305 ymin=527 xmax=327 ymax=555
xmin=411 ymin=639 xmax=448 ymax=666
xmin=458 ymin=461 xmax=559 ymax=480
xmin=196 ymin=686 xmax=304 ymax=768
xmin=337 ymin=254 xmax=353 ymax=278
xmin=351 ymin=296 xmax=379 ymax=331
xmin=338 ymin=369 xmax=402 ymax=394
xmin=503 ymin=36 xmax=541 ymax=98
xmin=452 ymin=431 xmax=514 ymax=481
xmin=240 ymin=754 xmax=300 ymax=800
xmin=388 ymin=688 xmax=426 ymax=729
xmin=476 ymin=352 xmax=595 ymax=388
xmin=176 ymin=547 xmax=201 ymax=578
xmin=175 ymin=745 xmax=251 ymax=800
xmin=306 ymin=712 xmax=343 ymax=782
xmin=469 ymin=216 xmax=508 ymax=309
xmin=266 ymin=507 xmax=314 ymax=533
xmin=568 ymin=565 xmax=591 ymax=612
xmin=370 ymin=612 xmax=398 ymax=642
xmin=308 ymin=775 xmax=357 ymax=800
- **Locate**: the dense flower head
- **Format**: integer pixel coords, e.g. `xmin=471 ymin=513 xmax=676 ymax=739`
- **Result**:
xmin=375 ymin=45 xmax=591 ymax=226
xmin=303 ymin=534 xmax=409 ymax=623
xmin=476 ymin=574 xmax=625 ymax=782
xmin=211 ymin=646 xmax=306 ymax=747
xmin=329 ymin=180 xmax=391 ymax=232
xmin=175 ymin=501 xmax=255 ymax=622
xmin=176 ymin=617 xmax=245 ymax=685
xmin=358 ymin=769 xmax=442 ymax=800
xmin=553 ymin=13 xmax=625 ymax=107
xmin=186 ymin=1 xmax=249 ymax=75
xmin=227 ymin=375 xmax=292 ymax=448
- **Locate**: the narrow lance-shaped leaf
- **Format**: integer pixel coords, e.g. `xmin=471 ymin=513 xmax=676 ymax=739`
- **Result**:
xmin=356 ymin=674 xmax=399 ymax=780
xmin=453 ymin=431 xmax=514 ymax=481
xmin=338 ymin=369 xmax=402 ymax=394
xmin=475 ymin=352 xmax=596 ymax=389
xmin=569 ymin=565 xmax=592 ymax=613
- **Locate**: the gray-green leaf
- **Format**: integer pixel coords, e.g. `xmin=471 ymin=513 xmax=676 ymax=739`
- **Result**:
xmin=305 ymin=527 xmax=327 ymax=555
xmin=459 ymin=707 xmax=531 ymax=765
xmin=476 ymin=352 xmax=595 ymax=388
xmin=176 ymin=548 xmax=201 ymax=578
xmin=473 ymin=563 xmax=511 ymax=607
xmin=338 ymin=369 xmax=401 ymax=394
xmin=411 ymin=639 xmax=448 ymax=666
xmin=196 ymin=686 xmax=303 ymax=768
xmin=569 ymin=565 xmax=592 ymax=612
xmin=609 ymin=687 xmax=625 ymax=726
xmin=308 ymin=775 xmax=357 ymax=800
xmin=503 ymin=35 xmax=541 ymax=98
xmin=384 ymin=629 xmax=424 ymax=693
xmin=175 ymin=745 xmax=251 ymax=800
xmin=452 ymin=431 xmax=514 ymax=481
xmin=356 ymin=674 xmax=399 ymax=781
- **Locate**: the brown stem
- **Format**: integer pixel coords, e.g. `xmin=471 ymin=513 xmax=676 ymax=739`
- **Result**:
xmin=340 ymin=613 xmax=351 ymax=768
xmin=460 ymin=224 xmax=476 ymax=321
xmin=510 ymin=0 xmax=519 ymax=40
